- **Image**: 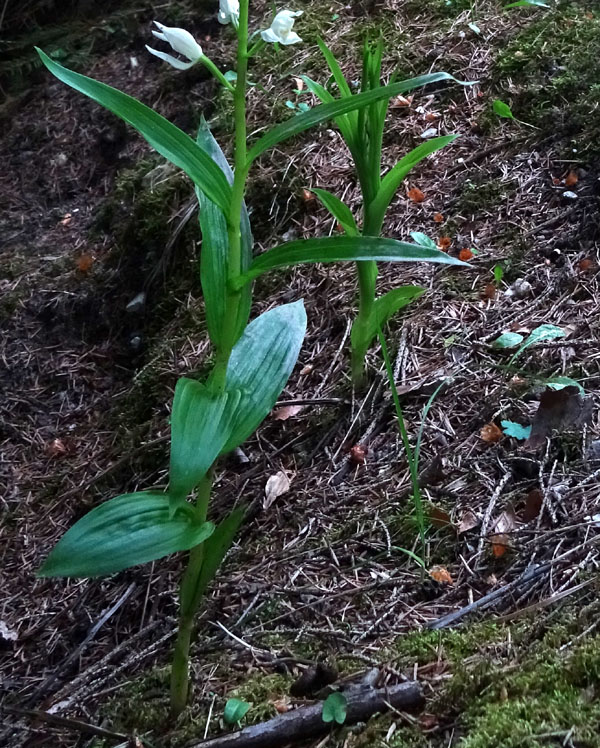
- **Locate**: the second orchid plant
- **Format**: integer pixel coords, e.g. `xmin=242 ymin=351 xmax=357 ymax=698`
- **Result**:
xmin=35 ymin=0 xmax=465 ymax=715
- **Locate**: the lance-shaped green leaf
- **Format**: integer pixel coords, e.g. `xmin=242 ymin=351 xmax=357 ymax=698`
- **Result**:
xmin=221 ymin=301 xmax=307 ymax=454
xmin=369 ymin=136 xmax=458 ymax=227
xmin=351 ymin=285 xmax=425 ymax=351
xmin=504 ymin=0 xmax=548 ymax=8
xmin=196 ymin=506 xmax=245 ymax=598
xmin=247 ymin=72 xmax=467 ymax=165
xmin=170 ymin=378 xmax=242 ymax=508
xmin=38 ymin=492 xmax=214 ymax=578
xmin=196 ymin=118 xmax=252 ymax=348
xmin=231 ymin=236 xmax=469 ymax=289
xmin=36 ymin=48 xmax=232 ymax=213
xmin=312 ymin=188 xmax=358 ymax=235
xmin=509 ymin=323 xmax=565 ymax=363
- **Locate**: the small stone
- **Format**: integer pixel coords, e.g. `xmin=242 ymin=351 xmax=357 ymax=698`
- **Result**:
xmin=562 ymin=190 xmax=578 ymax=200
xmin=126 ymin=292 xmax=146 ymax=314
xmin=420 ymin=127 xmax=439 ymax=139
xmin=129 ymin=334 xmax=143 ymax=353
xmin=508 ymin=278 xmax=532 ymax=299
xmin=586 ymin=440 xmax=600 ymax=462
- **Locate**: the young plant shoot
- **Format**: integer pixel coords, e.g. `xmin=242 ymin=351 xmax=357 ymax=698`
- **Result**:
xmin=306 ymin=39 xmax=466 ymax=384
xmin=36 ymin=0 xmax=467 ymax=716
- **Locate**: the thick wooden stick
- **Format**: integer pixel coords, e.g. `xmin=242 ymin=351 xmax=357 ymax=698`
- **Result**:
xmin=191 ymin=682 xmax=424 ymax=748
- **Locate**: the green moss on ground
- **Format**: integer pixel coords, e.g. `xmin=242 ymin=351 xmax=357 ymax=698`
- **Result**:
xmin=493 ymin=0 xmax=600 ymax=154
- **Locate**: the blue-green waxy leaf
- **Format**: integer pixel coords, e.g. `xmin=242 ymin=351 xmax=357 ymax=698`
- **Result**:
xmin=493 ymin=99 xmax=515 ymax=119
xmin=221 ymin=301 xmax=307 ymax=454
xmin=501 ymin=420 xmax=532 ymax=440
xmin=351 ymin=286 xmax=425 ymax=351
xmin=509 ymin=323 xmax=565 ymax=363
xmin=169 ymin=379 xmax=242 ymax=508
xmin=248 ymin=72 xmax=469 ymax=165
xmin=38 ymin=492 xmax=214 ymax=578
xmin=492 ymin=332 xmax=524 ymax=349
xmin=546 ymin=376 xmax=584 ymax=395
xmin=232 ymin=236 xmax=469 ymax=289
xmin=322 ymin=692 xmax=347 ymax=724
xmin=312 ymin=188 xmax=358 ymax=235
xmin=36 ymin=48 xmax=232 ymax=213
xmin=196 ymin=118 xmax=252 ymax=349
xmin=224 ymin=698 xmax=251 ymax=725
xmin=410 ymin=232 xmax=438 ymax=250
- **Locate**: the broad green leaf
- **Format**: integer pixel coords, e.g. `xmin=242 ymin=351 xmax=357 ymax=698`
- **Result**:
xmin=510 ymin=323 xmax=565 ymax=362
xmin=410 ymin=232 xmax=438 ymax=250
xmin=370 ymin=136 xmax=458 ymax=226
xmin=312 ymin=188 xmax=358 ymax=235
xmin=493 ymin=99 xmax=515 ymax=119
xmin=501 ymin=420 xmax=532 ymax=440
xmin=196 ymin=506 xmax=246 ymax=599
xmin=224 ymin=698 xmax=251 ymax=725
xmin=492 ymin=332 xmax=524 ymax=349
xmin=38 ymin=492 xmax=214 ymax=578
xmin=546 ymin=376 xmax=584 ymax=395
xmin=505 ymin=0 xmax=548 ymax=7
xmin=232 ymin=236 xmax=469 ymax=289
xmin=351 ymin=286 xmax=425 ymax=351
xmin=36 ymin=48 xmax=232 ymax=213
xmin=169 ymin=379 xmax=242 ymax=508
xmin=322 ymin=692 xmax=347 ymax=724
xmin=221 ymin=301 xmax=307 ymax=454
xmin=196 ymin=118 xmax=252 ymax=349
xmin=248 ymin=72 xmax=467 ymax=165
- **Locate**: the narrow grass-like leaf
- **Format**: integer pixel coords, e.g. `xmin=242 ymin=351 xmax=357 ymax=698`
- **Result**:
xmin=247 ymin=72 xmax=466 ymax=164
xmin=220 ymin=301 xmax=307 ymax=454
xmin=232 ymin=236 xmax=469 ymax=289
xmin=316 ymin=37 xmax=358 ymax=139
xmin=38 ymin=493 xmax=214 ymax=578
xmin=196 ymin=118 xmax=252 ymax=348
xmin=370 ymin=136 xmax=458 ymax=225
xmin=169 ymin=379 xmax=242 ymax=508
xmin=312 ymin=188 xmax=358 ymax=235
xmin=36 ymin=48 xmax=232 ymax=213
xmin=351 ymin=286 xmax=425 ymax=351
xmin=195 ymin=506 xmax=246 ymax=598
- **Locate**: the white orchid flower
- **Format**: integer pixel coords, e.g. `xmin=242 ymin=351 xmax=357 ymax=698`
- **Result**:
xmin=260 ymin=10 xmax=303 ymax=45
xmin=218 ymin=0 xmax=240 ymax=25
xmin=145 ymin=21 xmax=203 ymax=70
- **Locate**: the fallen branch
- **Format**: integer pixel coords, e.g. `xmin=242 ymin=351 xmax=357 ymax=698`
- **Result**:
xmin=191 ymin=682 xmax=424 ymax=748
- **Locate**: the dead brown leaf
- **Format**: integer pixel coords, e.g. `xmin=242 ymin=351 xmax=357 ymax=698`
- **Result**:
xmin=264 ymin=471 xmax=291 ymax=510
xmin=480 ymin=422 xmax=503 ymax=443
xmin=522 ymin=488 xmax=543 ymax=521
xmin=273 ymin=404 xmax=303 ymax=421
xmin=430 ymin=506 xmax=453 ymax=529
xmin=429 ymin=565 xmax=453 ymax=584
xmin=76 ymin=253 xmax=94 ymax=273
xmin=526 ymin=386 xmax=593 ymax=450
xmin=407 ymin=187 xmax=426 ymax=203
xmin=564 ymin=170 xmax=579 ymax=187
xmin=457 ymin=510 xmax=479 ymax=535
xmin=350 ymin=444 xmax=368 ymax=464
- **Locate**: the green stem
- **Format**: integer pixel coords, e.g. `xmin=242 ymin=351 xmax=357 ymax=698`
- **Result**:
xmin=211 ymin=0 xmax=250 ymax=392
xmin=170 ymin=474 xmax=213 ymax=715
xmin=201 ymin=55 xmax=235 ymax=93
xmin=378 ymin=330 xmax=426 ymax=572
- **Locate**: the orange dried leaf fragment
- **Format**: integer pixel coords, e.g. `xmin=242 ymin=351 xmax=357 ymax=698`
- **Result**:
xmin=438 ymin=236 xmax=452 ymax=250
xmin=564 ymin=170 xmax=578 ymax=187
xmin=429 ymin=565 xmax=453 ymax=584
xmin=407 ymin=187 xmax=426 ymax=203
xmin=433 ymin=212 xmax=444 ymax=223
xmin=350 ymin=444 xmax=368 ymax=464
xmin=459 ymin=248 xmax=474 ymax=261
xmin=76 ymin=253 xmax=95 ymax=273
xmin=480 ymin=422 xmax=503 ymax=443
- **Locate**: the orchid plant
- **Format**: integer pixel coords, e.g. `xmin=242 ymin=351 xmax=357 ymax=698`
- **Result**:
xmin=36 ymin=0 xmax=466 ymax=716
xmin=306 ymin=38 xmax=464 ymax=384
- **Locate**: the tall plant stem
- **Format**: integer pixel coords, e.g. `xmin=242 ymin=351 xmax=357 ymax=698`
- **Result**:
xmin=211 ymin=0 xmax=250 ymax=391
xmin=170 ymin=474 xmax=213 ymax=715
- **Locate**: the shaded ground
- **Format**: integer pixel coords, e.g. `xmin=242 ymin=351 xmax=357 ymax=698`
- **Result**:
xmin=1 ymin=0 xmax=600 ymax=746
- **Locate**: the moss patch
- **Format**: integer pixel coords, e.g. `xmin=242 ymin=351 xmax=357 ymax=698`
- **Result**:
xmin=493 ymin=0 xmax=600 ymax=154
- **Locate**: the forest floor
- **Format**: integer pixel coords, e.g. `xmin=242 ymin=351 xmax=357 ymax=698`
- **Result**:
xmin=2 ymin=0 xmax=600 ymax=746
